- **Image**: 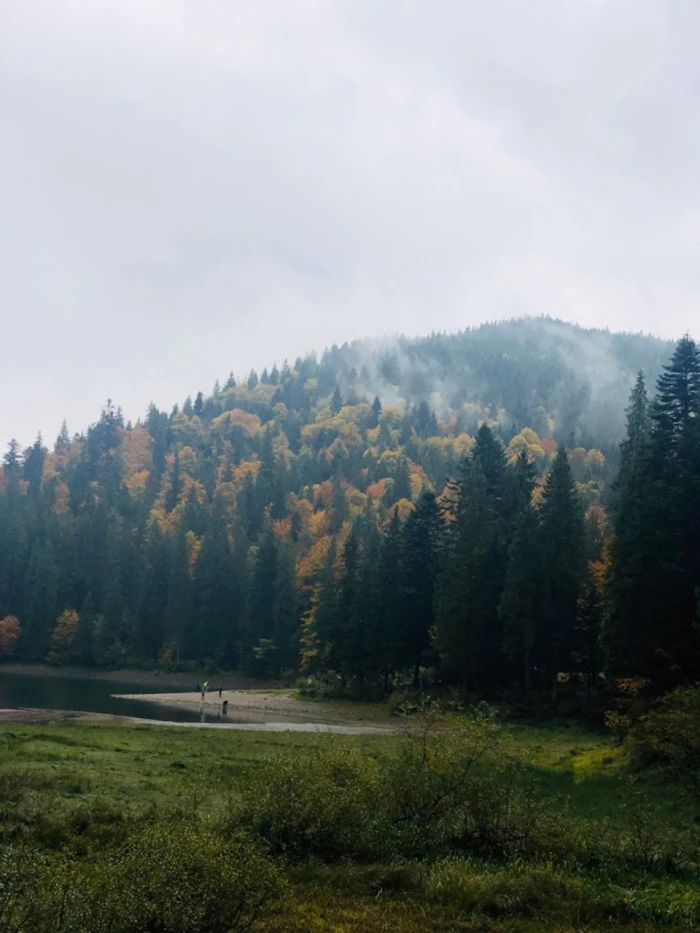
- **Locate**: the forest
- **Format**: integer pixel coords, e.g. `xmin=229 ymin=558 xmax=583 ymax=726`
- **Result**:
xmin=0 ymin=316 xmax=697 ymax=699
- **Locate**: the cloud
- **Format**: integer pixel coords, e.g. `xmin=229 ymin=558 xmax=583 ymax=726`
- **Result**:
xmin=1 ymin=0 xmax=698 ymax=448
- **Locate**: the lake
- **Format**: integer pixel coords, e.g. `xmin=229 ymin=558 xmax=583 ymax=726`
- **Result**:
xmin=0 ymin=669 xmax=387 ymax=733
xmin=0 ymin=670 xmax=218 ymax=723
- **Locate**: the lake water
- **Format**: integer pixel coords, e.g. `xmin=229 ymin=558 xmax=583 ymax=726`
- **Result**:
xmin=0 ymin=670 xmax=219 ymax=723
xmin=0 ymin=669 xmax=386 ymax=733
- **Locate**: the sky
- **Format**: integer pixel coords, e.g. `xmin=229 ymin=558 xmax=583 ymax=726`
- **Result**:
xmin=2 ymin=0 xmax=699 ymax=449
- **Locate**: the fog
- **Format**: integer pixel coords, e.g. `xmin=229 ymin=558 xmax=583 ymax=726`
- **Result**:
xmin=2 ymin=1 xmax=698 ymax=448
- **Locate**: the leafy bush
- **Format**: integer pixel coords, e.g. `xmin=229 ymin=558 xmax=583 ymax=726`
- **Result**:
xmin=1 ymin=820 xmax=283 ymax=933
xmin=237 ymin=713 xmax=556 ymax=863
xmin=630 ymin=686 xmax=700 ymax=796
xmin=237 ymin=742 xmax=383 ymax=860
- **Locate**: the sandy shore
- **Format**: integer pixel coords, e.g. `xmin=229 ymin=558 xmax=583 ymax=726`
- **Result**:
xmin=113 ymin=689 xmax=372 ymax=722
xmin=0 ymin=703 xmax=391 ymax=734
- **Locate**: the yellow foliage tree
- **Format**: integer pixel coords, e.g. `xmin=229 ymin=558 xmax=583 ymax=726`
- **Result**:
xmin=0 ymin=615 xmax=20 ymax=656
xmin=48 ymin=609 xmax=79 ymax=665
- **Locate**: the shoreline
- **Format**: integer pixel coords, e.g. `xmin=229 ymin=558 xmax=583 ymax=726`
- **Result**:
xmin=0 ymin=704 xmax=391 ymax=734
xmin=113 ymin=688 xmax=392 ymax=726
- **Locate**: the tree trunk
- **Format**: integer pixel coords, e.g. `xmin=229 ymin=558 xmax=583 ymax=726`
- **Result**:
xmin=524 ymin=648 xmax=532 ymax=694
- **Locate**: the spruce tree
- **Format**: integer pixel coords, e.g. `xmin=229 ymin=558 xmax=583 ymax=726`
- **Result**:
xmin=538 ymin=445 xmax=586 ymax=697
xmin=272 ymin=537 xmax=299 ymax=674
xmin=190 ymin=506 xmax=235 ymax=661
xmin=500 ymin=504 xmax=541 ymax=692
xmin=163 ymin=520 xmax=192 ymax=665
xmin=377 ymin=508 xmax=403 ymax=689
xmin=436 ymin=462 xmax=502 ymax=691
xmin=401 ymin=491 xmax=440 ymax=686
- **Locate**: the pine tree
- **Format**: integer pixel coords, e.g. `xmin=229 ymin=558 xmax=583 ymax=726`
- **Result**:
xmin=272 ymin=537 xmax=299 ymax=674
xmin=244 ymin=525 xmax=277 ymax=668
xmin=133 ymin=524 xmax=170 ymax=662
xmin=333 ymin=530 xmax=366 ymax=681
xmin=652 ymin=335 xmax=700 ymax=450
xmin=500 ymin=505 xmax=541 ymax=692
xmin=393 ymin=456 xmax=412 ymax=503
xmin=74 ymin=591 xmax=96 ymax=665
xmin=22 ymin=534 xmax=59 ymax=658
xmin=605 ymin=340 xmax=700 ymax=685
xmin=619 ymin=371 xmax=649 ymax=475
xmin=189 ymin=506 xmax=235 ymax=661
xmin=369 ymin=395 xmax=382 ymax=428
xmin=436 ymin=462 xmax=502 ymax=691
xmin=377 ymin=508 xmax=404 ymax=689
xmin=55 ymin=421 xmax=70 ymax=455
xmin=574 ymin=568 xmax=603 ymax=695
xmin=538 ymin=445 xmax=586 ymax=697
xmin=401 ymin=491 xmax=440 ymax=686
xmin=330 ymin=470 xmax=346 ymax=533
xmin=331 ymin=386 xmax=343 ymax=415
xmin=165 ymin=452 xmax=181 ymax=513
xmin=23 ymin=435 xmax=46 ymax=495
xmin=163 ymin=520 xmax=192 ymax=665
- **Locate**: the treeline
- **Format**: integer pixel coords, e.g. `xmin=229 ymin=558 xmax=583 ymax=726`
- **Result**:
xmin=0 ymin=326 xmax=697 ymax=695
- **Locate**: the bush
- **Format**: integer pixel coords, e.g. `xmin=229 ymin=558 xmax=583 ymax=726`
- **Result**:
xmin=237 ymin=742 xmax=383 ymax=860
xmin=236 ymin=712 xmax=555 ymax=863
xmin=630 ymin=686 xmax=700 ymax=796
xmin=1 ymin=820 xmax=283 ymax=933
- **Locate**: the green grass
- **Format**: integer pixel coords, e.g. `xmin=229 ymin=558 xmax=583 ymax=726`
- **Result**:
xmin=1 ymin=714 xmax=698 ymax=932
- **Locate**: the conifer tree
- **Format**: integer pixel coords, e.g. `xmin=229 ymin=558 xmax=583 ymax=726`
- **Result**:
xmin=538 ymin=445 xmax=586 ymax=696
xmin=500 ymin=504 xmax=541 ymax=692
xmin=401 ymin=490 xmax=440 ymax=686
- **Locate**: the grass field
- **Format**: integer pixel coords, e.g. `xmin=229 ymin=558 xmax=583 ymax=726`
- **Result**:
xmin=1 ymin=712 xmax=698 ymax=932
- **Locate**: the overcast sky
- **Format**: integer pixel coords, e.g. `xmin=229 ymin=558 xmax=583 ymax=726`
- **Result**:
xmin=2 ymin=1 xmax=699 ymax=449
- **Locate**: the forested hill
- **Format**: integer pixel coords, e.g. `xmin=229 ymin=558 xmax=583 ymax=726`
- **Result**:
xmin=1 ymin=317 xmax=694 ymax=694
xmin=327 ymin=318 xmax=671 ymax=451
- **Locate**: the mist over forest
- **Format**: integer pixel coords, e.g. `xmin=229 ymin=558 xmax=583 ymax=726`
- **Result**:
xmin=324 ymin=317 xmax=672 ymax=451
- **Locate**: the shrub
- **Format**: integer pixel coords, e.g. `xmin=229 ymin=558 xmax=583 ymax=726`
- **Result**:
xmin=1 ymin=820 xmax=283 ymax=933
xmin=237 ymin=743 xmax=383 ymax=860
xmin=630 ymin=686 xmax=700 ymax=796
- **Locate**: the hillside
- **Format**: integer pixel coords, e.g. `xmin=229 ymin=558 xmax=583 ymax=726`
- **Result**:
xmin=0 ymin=317 xmax=681 ymax=684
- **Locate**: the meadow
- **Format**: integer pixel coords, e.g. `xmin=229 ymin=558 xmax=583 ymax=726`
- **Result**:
xmin=1 ymin=709 xmax=699 ymax=932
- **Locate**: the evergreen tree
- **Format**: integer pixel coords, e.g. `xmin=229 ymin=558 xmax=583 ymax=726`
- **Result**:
xmin=401 ymin=491 xmax=440 ymax=686
xmin=376 ymin=508 xmax=403 ymax=689
xmin=436 ymin=462 xmax=503 ymax=691
xmin=244 ymin=526 xmax=277 ymax=668
xmin=163 ymin=520 xmax=192 ymax=665
xmin=333 ymin=530 xmax=366 ymax=681
xmin=605 ymin=340 xmax=700 ymax=685
xmin=189 ymin=506 xmax=235 ymax=661
xmin=538 ymin=446 xmax=586 ymax=696
xmin=55 ymin=421 xmax=70 ymax=455
xmin=393 ymin=456 xmax=412 ymax=503
xmin=272 ymin=537 xmax=299 ymax=674
xmin=133 ymin=524 xmax=170 ymax=662
xmin=74 ymin=591 xmax=96 ymax=665
xmin=22 ymin=534 xmax=59 ymax=658
xmin=500 ymin=505 xmax=541 ymax=693
xmin=369 ymin=395 xmax=382 ymax=428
